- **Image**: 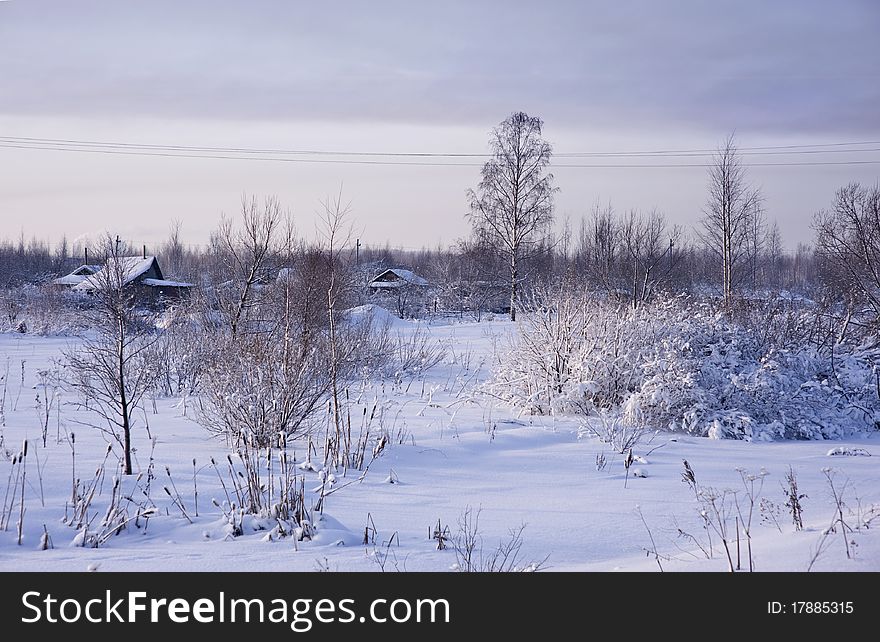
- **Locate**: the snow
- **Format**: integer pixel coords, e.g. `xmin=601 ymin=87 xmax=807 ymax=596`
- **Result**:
xmin=141 ymin=278 xmax=194 ymax=288
xmin=52 ymin=274 xmax=90 ymax=286
xmin=827 ymin=446 xmax=871 ymax=457
xmin=52 ymin=265 xmax=102 ymax=286
xmin=489 ymin=298 xmax=880 ymax=440
xmin=345 ymin=304 xmax=411 ymax=329
xmin=0 ymin=320 xmax=878 ymax=572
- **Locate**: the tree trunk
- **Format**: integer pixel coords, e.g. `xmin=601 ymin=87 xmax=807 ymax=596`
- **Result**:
xmin=328 ymin=285 xmax=342 ymax=467
xmin=118 ymin=330 xmax=132 ymax=475
xmin=632 ymin=258 xmax=639 ymax=310
xmin=509 ymin=254 xmax=518 ymax=322
xmin=722 ymin=208 xmax=731 ymax=305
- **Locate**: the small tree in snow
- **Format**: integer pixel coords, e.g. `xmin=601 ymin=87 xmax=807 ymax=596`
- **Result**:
xmin=65 ymin=235 xmax=159 ymax=475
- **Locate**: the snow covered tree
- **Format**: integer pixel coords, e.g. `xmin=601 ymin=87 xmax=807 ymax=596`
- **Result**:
xmin=467 ymin=111 xmax=557 ymax=321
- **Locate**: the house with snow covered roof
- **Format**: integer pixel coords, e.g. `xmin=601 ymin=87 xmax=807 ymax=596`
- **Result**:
xmin=72 ymin=254 xmax=193 ymax=304
xmin=368 ymin=268 xmax=429 ymax=292
xmin=367 ymin=268 xmax=431 ymax=317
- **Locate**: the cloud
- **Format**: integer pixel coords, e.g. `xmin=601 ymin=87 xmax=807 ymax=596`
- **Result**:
xmin=0 ymin=1 xmax=878 ymax=135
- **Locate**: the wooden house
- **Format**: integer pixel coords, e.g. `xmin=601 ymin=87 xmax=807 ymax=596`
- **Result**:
xmin=73 ymin=255 xmax=193 ymax=304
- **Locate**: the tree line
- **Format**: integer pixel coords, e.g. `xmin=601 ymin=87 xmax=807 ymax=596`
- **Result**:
xmin=0 ymin=111 xmax=876 ymax=323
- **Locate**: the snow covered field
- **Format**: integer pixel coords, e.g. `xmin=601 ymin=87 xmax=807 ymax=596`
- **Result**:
xmin=0 ymin=317 xmax=878 ymax=572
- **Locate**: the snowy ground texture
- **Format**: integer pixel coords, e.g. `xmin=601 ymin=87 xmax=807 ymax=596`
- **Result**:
xmin=0 ymin=316 xmax=878 ymax=572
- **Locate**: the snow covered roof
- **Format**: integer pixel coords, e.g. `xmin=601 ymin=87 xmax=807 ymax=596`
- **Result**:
xmin=52 ymin=265 xmax=103 ymax=286
xmin=74 ymin=256 xmax=161 ymax=291
xmin=53 ymin=274 xmax=87 ymax=286
xmin=142 ymin=278 xmax=194 ymax=288
xmin=369 ymin=268 xmax=429 ymax=288
xmin=74 ymin=264 xmax=102 ymax=275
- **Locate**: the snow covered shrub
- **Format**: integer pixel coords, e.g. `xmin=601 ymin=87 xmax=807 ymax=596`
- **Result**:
xmin=195 ymin=306 xmax=390 ymax=448
xmin=488 ymin=293 xmax=880 ymax=440
xmin=578 ymin=412 xmax=645 ymax=453
xmin=388 ymin=324 xmax=447 ymax=377
xmin=0 ymin=285 xmax=87 ymax=335
xmin=149 ymin=303 xmax=215 ymax=397
xmin=0 ymin=287 xmax=24 ymax=329
xmin=345 ymin=304 xmax=446 ymax=378
xmin=196 ymin=329 xmax=333 ymax=448
xmin=488 ymin=285 xmax=597 ymax=415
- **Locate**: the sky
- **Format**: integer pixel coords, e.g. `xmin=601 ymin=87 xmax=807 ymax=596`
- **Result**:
xmin=1 ymin=0 xmax=878 ymax=253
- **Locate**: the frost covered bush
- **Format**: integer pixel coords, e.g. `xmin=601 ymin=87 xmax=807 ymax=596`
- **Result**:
xmin=0 ymin=285 xmax=89 ymax=335
xmin=578 ymin=412 xmax=645 ymax=453
xmin=388 ymin=324 xmax=447 ymax=377
xmin=195 ymin=306 xmax=391 ymax=448
xmin=488 ymin=293 xmax=880 ymax=440
xmin=148 ymin=301 xmax=219 ymax=398
xmin=196 ymin=329 xmax=332 ymax=447
xmin=346 ymin=304 xmax=445 ymax=378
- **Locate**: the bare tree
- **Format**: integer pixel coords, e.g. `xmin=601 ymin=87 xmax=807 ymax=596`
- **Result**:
xmin=790 ymin=242 xmax=817 ymax=292
xmin=213 ymin=195 xmax=287 ymax=336
xmin=160 ymin=219 xmax=186 ymax=279
xmin=764 ymin=220 xmax=783 ymax=289
xmin=575 ymin=202 xmax=619 ymax=293
xmin=194 ymin=194 xmax=385 ymax=451
xmin=65 ymin=235 xmax=159 ymax=475
xmin=436 ymin=234 xmax=506 ymax=319
xmin=700 ymin=135 xmax=763 ymax=304
xmin=316 ymin=188 xmax=356 ymax=467
xmin=467 ymin=112 xmax=557 ymax=321
xmin=621 ymin=210 xmax=681 ymax=308
xmin=745 ymin=201 xmax=766 ymax=289
xmin=814 ymin=182 xmax=880 ymax=318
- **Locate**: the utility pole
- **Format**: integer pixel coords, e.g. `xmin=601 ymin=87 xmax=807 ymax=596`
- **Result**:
xmin=115 ymin=235 xmax=121 ymax=255
xmin=356 ymin=238 xmax=361 ymax=266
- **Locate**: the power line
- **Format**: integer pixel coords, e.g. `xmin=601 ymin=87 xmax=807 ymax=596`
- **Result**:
xmin=0 ymin=142 xmax=484 ymax=166
xmin=560 ymin=140 xmax=880 ymax=157
xmin=0 ymin=136 xmax=486 ymax=158
xmin=560 ymin=147 xmax=880 ymax=158
xmin=553 ymin=160 xmax=880 ymax=168
xmin=1 ymin=140 xmax=879 ymax=168
xmin=2 ymin=135 xmax=880 ymax=159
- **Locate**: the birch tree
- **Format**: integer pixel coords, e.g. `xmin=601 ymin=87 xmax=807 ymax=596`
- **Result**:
xmin=700 ymin=135 xmax=762 ymax=304
xmin=467 ymin=112 xmax=557 ymax=321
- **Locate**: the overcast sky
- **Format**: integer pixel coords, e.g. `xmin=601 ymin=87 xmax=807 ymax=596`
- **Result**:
xmin=1 ymin=0 xmax=878 ymax=252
